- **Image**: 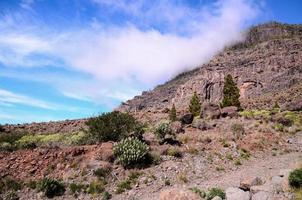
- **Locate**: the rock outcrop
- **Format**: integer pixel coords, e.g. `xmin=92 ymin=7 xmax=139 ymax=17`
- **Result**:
xmin=117 ymin=22 xmax=302 ymax=123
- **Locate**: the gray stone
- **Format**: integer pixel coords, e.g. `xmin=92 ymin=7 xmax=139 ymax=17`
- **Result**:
xmin=251 ymin=184 xmax=272 ymax=194
xmin=252 ymin=191 xmax=270 ymax=200
xmin=212 ymin=196 xmax=223 ymax=200
xmin=221 ymin=106 xmax=238 ymax=118
xmin=201 ymin=103 xmax=221 ymax=119
xmin=240 ymin=176 xmax=263 ymax=191
xmin=181 ymin=113 xmax=194 ymax=124
xmin=170 ymin=121 xmax=184 ymax=134
xmin=226 ymin=187 xmax=251 ymax=200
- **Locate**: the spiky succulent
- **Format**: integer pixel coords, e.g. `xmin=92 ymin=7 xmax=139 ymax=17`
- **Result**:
xmin=113 ymin=137 xmax=149 ymax=168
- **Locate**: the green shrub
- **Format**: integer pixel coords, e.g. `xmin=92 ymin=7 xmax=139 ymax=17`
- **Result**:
xmin=113 ymin=138 xmax=149 ymax=168
xmin=166 ymin=147 xmax=182 ymax=158
xmin=102 ymin=191 xmax=112 ymax=200
xmin=234 ymin=159 xmax=242 ymax=166
xmin=87 ymin=180 xmax=105 ymax=194
xmin=154 ymin=121 xmax=173 ymax=143
xmin=289 ymin=169 xmax=302 ymax=188
xmin=231 ymin=123 xmax=245 ymax=139
xmin=115 ymin=172 xmax=141 ymax=194
xmin=0 ymin=133 xmax=24 ymax=151
xmin=206 ymin=187 xmax=226 ymax=200
xmin=38 ymin=178 xmax=65 ymax=198
xmin=69 ymin=183 xmax=85 ymax=194
xmin=272 ymin=123 xmax=284 ymax=132
xmin=4 ymin=191 xmax=19 ymax=200
xmin=169 ymin=104 xmax=177 ymax=122
xmin=189 ymin=92 xmax=201 ymax=116
xmin=86 ymin=111 xmax=144 ymax=142
xmin=0 ymin=177 xmax=22 ymax=192
xmin=93 ymin=167 xmax=111 ymax=182
xmin=0 ymin=142 xmax=15 ymax=151
xmin=221 ymin=74 xmax=240 ymax=108
xmin=26 ymin=180 xmax=37 ymax=190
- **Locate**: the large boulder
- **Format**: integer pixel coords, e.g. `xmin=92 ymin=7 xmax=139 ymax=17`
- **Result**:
xmin=226 ymin=187 xmax=251 ymax=200
xmin=201 ymin=103 xmax=221 ymax=119
xmin=181 ymin=113 xmax=194 ymax=124
xmin=221 ymin=106 xmax=238 ymax=118
xmin=159 ymin=188 xmax=201 ymax=200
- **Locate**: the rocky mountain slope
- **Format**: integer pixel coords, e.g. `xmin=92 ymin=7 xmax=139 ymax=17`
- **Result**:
xmin=117 ymin=22 xmax=302 ymax=123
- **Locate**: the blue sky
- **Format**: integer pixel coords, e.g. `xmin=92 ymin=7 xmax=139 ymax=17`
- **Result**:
xmin=0 ymin=0 xmax=301 ymax=124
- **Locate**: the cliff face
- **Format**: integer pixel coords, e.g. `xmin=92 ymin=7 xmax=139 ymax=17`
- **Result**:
xmin=117 ymin=22 xmax=302 ymax=123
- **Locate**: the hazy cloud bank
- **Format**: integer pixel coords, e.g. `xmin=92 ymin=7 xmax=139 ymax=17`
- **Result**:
xmin=0 ymin=0 xmax=261 ymax=103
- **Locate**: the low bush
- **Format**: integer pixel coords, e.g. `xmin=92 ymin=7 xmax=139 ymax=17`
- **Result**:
xmin=69 ymin=183 xmax=86 ymax=195
xmin=93 ymin=167 xmax=111 ymax=182
xmin=115 ymin=172 xmax=141 ymax=194
xmin=102 ymin=191 xmax=112 ymax=200
xmin=272 ymin=123 xmax=284 ymax=132
xmin=86 ymin=111 xmax=144 ymax=142
xmin=0 ymin=133 xmax=24 ymax=151
xmin=239 ymin=110 xmax=270 ymax=120
xmin=231 ymin=123 xmax=245 ymax=139
xmin=113 ymin=137 xmax=149 ymax=168
xmin=38 ymin=178 xmax=65 ymax=198
xmin=289 ymin=169 xmax=302 ymax=188
xmin=206 ymin=187 xmax=226 ymax=200
xmin=0 ymin=177 xmax=22 ymax=193
xmin=166 ymin=147 xmax=182 ymax=158
xmin=16 ymin=132 xmax=88 ymax=148
xmin=154 ymin=121 xmax=174 ymax=143
xmin=87 ymin=180 xmax=105 ymax=195
xmin=4 ymin=191 xmax=19 ymax=200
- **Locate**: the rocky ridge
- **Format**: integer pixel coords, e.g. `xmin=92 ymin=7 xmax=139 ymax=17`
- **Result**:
xmin=117 ymin=22 xmax=302 ymax=124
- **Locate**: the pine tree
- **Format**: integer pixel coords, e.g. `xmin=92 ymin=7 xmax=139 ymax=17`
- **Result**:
xmin=189 ymin=92 xmax=201 ymax=116
xmin=221 ymin=74 xmax=241 ymax=108
xmin=169 ymin=104 xmax=177 ymax=122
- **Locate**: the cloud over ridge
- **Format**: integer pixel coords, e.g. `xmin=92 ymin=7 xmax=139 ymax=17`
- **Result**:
xmin=0 ymin=0 xmax=261 ymax=102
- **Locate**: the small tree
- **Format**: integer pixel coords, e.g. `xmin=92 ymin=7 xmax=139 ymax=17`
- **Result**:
xmin=169 ymin=104 xmax=177 ymax=122
xmin=189 ymin=92 xmax=201 ymax=116
xmin=221 ymin=74 xmax=240 ymax=108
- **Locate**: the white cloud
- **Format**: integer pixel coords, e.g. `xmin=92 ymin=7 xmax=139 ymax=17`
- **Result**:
xmin=0 ymin=88 xmax=92 ymax=112
xmin=0 ymin=0 xmax=261 ymax=103
xmin=0 ymin=88 xmax=57 ymax=109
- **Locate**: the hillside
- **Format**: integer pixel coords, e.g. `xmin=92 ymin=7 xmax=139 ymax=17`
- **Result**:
xmin=117 ymin=22 xmax=302 ymax=123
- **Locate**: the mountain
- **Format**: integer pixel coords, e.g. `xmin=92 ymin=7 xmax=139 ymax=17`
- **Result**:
xmin=117 ymin=22 xmax=302 ymax=123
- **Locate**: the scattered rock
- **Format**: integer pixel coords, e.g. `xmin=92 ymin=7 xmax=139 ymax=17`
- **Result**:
xmin=226 ymin=187 xmax=251 ymax=200
xmin=192 ymin=118 xmax=212 ymax=130
xmin=201 ymin=103 xmax=221 ymax=119
xmin=240 ymin=176 xmax=263 ymax=191
xmin=181 ymin=113 xmax=194 ymax=124
xmin=159 ymin=188 xmax=201 ymax=200
xmin=170 ymin=121 xmax=184 ymax=134
xmin=96 ymin=142 xmax=114 ymax=162
xmin=221 ymin=106 xmax=238 ymax=118
xmin=251 ymin=191 xmax=270 ymax=200
xmin=212 ymin=196 xmax=223 ymax=200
